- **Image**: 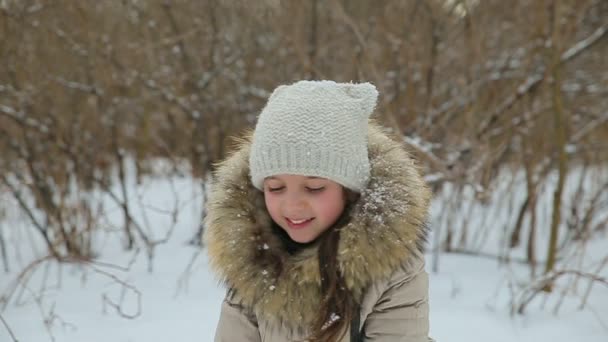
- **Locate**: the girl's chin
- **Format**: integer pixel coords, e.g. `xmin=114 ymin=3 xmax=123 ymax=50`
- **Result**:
xmin=286 ymin=231 xmax=320 ymax=244
xmin=291 ymin=237 xmax=315 ymax=244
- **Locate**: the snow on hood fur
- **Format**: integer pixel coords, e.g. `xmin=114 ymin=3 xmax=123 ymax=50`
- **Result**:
xmin=204 ymin=122 xmax=431 ymax=331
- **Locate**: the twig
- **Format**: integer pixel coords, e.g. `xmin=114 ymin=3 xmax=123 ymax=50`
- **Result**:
xmin=1 ymin=255 xmax=53 ymax=311
xmin=175 ymin=250 xmax=201 ymax=298
xmin=151 ymin=175 xmax=180 ymax=246
xmin=0 ymin=313 xmax=19 ymax=342
xmin=46 ymin=302 xmax=77 ymax=333
xmin=560 ymin=25 xmax=608 ymax=62
xmin=94 ymin=266 xmax=142 ymax=319
xmin=61 ymin=248 xmax=140 ymax=273
xmin=477 ymin=24 xmax=608 ymax=138
xmin=91 ymin=173 xmax=155 ymax=268
xmin=135 ymin=184 xmax=156 ymax=245
xmin=579 ymin=256 xmax=608 ymax=310
xmin=0 ymin=173 xmax=57 ymax=257
xmin=441 ymin=247 xmax=548 ymax=266
xmin=0 ymin=104 xmax=49 ymax=133
xmin=24 ymin=286 xmax=57 ymax=342
xmin=586 ymin=302 xmax=608 ymax=331
xmin=552 ymin=236 xmax=588 ymax=314
xmin=0 ymin=223 xmax=8 ymax=273
xmin=517 ymin=269 xmax=608 ymax=314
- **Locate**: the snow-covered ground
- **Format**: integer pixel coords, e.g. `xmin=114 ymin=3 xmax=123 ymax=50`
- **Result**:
xmin=1 ymin=165 xmax=607 ymax=341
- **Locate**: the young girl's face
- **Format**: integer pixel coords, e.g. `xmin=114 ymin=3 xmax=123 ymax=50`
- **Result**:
xmin=263 ymin=174 xmax=345 ymax=243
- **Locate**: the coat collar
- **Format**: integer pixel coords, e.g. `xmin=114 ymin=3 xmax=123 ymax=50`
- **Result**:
xmin=204 ymin=122 xmax=431 ymax=330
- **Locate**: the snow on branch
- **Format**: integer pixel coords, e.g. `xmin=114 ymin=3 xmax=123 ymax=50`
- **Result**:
xmin=561 ymin=25 xmax=608 ymax=62
xmin=403 ymin=135 xmax=451 ymax=178
xmin=571 ymin=111 xmax=608 ymax=143
xmin=478 ymin=24 xmax=608 ymax=139
xmin=0 ymin=104 xmax=49 ymax=133
xmin=51 ymin=76 xmax=104 ymax=95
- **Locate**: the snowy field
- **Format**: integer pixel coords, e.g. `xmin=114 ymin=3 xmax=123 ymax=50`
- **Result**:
xmin=1 ymin=165 xmax=607 ymax=341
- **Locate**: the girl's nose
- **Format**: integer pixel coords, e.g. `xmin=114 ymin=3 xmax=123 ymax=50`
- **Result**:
xmin=283 ymin=192 xmax=307 ymax=212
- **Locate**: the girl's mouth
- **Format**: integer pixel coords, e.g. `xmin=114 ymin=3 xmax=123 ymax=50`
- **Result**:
xmin=286 ymin=217 xmax=315 ymax=229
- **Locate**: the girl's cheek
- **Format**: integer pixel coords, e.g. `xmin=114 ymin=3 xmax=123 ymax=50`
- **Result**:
xmin=264 ymin=195 xmax=279 ymax=215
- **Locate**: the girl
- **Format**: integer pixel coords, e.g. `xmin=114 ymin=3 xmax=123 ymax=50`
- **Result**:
xmin=204 ymin=80 xmax=432 ymax=341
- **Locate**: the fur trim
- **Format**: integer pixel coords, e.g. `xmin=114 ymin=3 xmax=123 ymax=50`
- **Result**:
xmin=204 ymin=122 xmax=431 ymax=331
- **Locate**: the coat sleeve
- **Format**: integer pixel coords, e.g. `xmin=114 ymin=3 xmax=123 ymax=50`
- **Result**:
xmin=214 ymin=291 xmax=262 ymax=342
xmin=361 ymin=257 xmax=432 ymax=342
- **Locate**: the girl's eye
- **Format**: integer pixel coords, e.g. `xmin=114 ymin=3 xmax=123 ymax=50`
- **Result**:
xmin=306 ymin=187 xmax=325 ymax=193
xmin=267 ymin=186 xmax=285 ymax=192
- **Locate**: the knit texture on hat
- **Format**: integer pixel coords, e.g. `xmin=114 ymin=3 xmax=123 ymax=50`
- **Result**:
xmin=249 ymin=80 xmax=378 ymax=192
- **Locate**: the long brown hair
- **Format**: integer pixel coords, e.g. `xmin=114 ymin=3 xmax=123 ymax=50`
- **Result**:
xmin=307 ymin=189 xmax=360 ymax=341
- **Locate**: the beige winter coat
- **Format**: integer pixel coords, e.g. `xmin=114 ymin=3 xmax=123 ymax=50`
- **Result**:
xmin=204 ymin=123 xmax=433 ymax=341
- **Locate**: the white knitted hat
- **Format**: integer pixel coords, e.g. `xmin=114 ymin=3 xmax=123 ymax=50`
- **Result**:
xmin=249 ymin=80 xmax=378 ymax=192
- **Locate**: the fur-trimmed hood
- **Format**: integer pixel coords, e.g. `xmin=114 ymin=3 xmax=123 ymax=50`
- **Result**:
xmin=204 ymin=122 xmax=431 ymax=331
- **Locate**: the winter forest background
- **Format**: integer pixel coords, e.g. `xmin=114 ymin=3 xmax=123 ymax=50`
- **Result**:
xmin=1 ymin=0 xmax=607 ymax=341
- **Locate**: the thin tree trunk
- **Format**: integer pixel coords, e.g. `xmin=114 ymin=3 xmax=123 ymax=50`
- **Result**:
xmin=526 ymin=174 xmax=538 ymax=276
xmin=510 ymin=196 xmax=530 ymax=248
xmin=521 ymin=141 xmax=538 ymax=275
xmin=113 ymin=122 xmax=135 ymax=250
xmin=191 ymin=180 xmax=209 ymax=246
xmin=0 ymin=224 xmax=8 ymax=273
xmin=308 ymin=0 xmax=318 ymax=79
xmin=0 ymin=173 xmax=59 ymax=258
xmin=544 ymin=0 xmax=568 ymax=291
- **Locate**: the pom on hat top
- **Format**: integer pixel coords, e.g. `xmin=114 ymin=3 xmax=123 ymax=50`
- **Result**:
xmin=249 ymin=80 xmax=378 ymax=192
